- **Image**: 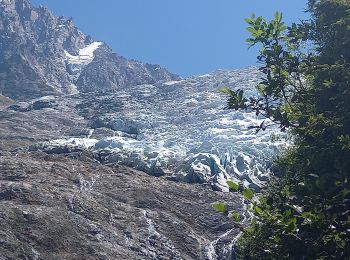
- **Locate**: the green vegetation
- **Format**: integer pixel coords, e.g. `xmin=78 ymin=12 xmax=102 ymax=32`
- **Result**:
xmin=218 ymin=0 xmax=350 ymax=259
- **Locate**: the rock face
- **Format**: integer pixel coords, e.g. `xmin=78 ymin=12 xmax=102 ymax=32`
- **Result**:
xmin=0 ymin=0 xmax=179 ymax=100
xmin=0 ymin=152 xmax=241 ymax=260
xmin=76 ymin=45 xmax=179 ymax=94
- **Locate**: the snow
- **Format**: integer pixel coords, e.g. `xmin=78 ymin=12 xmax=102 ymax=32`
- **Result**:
xmin=67 ymin=84 xmax=79 ymax=95
xmin=163 ymin=80 xmax=183 ymax=86
xmin=48 ymin=138 xmax=98 ymax=149
xmin=64 ymin=42 xmax=102 ymax=67
xmin=64 ymin=41 xmax=103 ymax=85
xmin=198 ymin=74 xmax=212 ymax=78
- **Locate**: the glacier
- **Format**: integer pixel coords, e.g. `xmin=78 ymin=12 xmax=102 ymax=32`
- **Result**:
xmin=39 ymin=67 xmax=286 ymax=191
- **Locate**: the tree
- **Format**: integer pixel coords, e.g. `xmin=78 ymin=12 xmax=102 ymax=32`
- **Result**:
xmin=219 ymin=0 xmax=350 ymax=259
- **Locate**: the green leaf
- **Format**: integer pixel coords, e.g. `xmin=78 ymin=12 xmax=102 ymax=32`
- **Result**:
xmin=254 ymin=29 xmax=264 ymax=37
xmin=243 ymin=188 xmax=254 ymax=200
xmin=237 ymin=89 xmax=244 ymax=100
xmin=212 ymin=202 xmax=226 ymax=213
xmin=254 ymin=206 xmax=264 ymax=216
xmin=343 ymin=189 xmax=350 ymax=197
xmin=245 ymin=38 xmax=255 ymax=43
xmin=301 ymin=211 xmax=315 ymax=220
xmin=247 ymin=27 xmax=256 ymax=34
xmin=256 ymin=16 xmax=263 ymax=25
xmin=283 ymin=209 xmax=291 ymax=218
xmin=274 ymin=11 xmax=282 ymax=22
xmin=273 ymin=235 xmax=281 ymax=243
xmin=244 ymin=18 xmax=253 ymax=25
xmin=287 ymin=217 xmax=298 ymax=232
xmin=230 ymin=212 xmax=241 ymax=222
xmin=219 ymin=86 xmax=233 ymax=95
xmin=227 ymin=180 xmax=239 ymax=191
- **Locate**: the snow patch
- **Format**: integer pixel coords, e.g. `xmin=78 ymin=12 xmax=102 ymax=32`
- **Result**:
xmin=198 ymin=73 xmax=212 ymax=78
xmin=47 ymin=138 xmax=98 ymax=149
xmin=64 ymin=42 xmax=102 ymax=66
xmin=163 ymin=80 xmax=183 ymax=86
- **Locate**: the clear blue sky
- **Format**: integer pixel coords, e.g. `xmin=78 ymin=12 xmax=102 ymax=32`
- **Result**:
xmin=31 ymin=0 xmax=309 ymax=77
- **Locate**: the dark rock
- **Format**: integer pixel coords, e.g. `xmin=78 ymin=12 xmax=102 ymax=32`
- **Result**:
xmin=30 ymin=99 xmax=56 ymax=110
xmin=7 ymin=104 xmax=28 ymax=112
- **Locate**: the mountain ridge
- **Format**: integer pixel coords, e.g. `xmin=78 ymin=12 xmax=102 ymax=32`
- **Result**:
xmin=0 ymin=0 xmax=179 ymax=100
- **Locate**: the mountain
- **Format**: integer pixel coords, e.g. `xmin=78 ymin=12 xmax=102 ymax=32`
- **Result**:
xmin=0 ymin=0 xmax=284 ymax=259
xmin=0 ymin=0 xmax=179 ymax=100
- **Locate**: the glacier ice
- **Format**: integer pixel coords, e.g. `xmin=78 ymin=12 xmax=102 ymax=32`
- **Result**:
xmin=40 ymin=67 xmax=286 ymax=191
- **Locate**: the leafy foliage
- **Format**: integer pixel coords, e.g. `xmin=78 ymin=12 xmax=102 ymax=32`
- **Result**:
xmin=230 ymin=212 xmax=241 ymax=222
xmin=220 ymin=0 xmax=350 ymax=259
xmin=242 ymin=188 xmax=254 ymax=200
xmin=212 ymin=202 xmax=227 ymax=214
xmin=227 ymin=179 xmax=239 ymax=191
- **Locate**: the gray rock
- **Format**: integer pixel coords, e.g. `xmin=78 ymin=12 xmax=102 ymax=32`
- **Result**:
xmin=76 ymin=45 xmax=180 ymax=93
xmin=0 ymin=152 xmax=242 ymax=260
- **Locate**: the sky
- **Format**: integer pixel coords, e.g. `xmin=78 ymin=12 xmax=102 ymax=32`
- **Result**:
xmin=31 ymin=0 xmax=309 ymax=77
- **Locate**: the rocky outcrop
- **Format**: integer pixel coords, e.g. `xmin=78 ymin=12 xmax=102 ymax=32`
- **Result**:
xmin=0 ymin=0 xmax=179 ymax=100
xmin=0 ymin=0 xmax=86 ymax=99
